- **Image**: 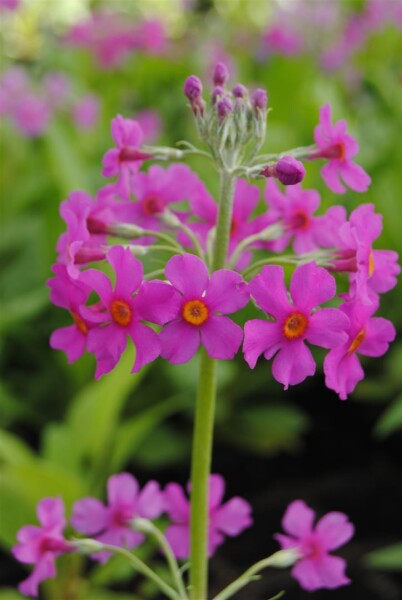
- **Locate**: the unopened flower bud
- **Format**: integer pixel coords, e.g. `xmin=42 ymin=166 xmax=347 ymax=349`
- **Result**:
xmin=184 ymin=75 xmax=203 ymax=101
xmin=217 ymin=97 xmax=233 ymax=122
xmin=213 ymin=62 xmax=229 ymax=86
xmin=232 ymin=83 xmax=247 ymax=98
xmin=252 ymin=88 xmax=268 ymax=112
xmin=275 ymin=156 xmax=306 ymax=185
xmin=211 ymin=85 xmax=225 ymax=105
xmin=73 ymin=538 xmax=105 ymax=554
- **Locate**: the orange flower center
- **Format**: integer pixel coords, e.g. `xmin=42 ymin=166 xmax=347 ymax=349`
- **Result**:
xmin=368 ymin=251 xmax=375 ymax=277
xmin=110 ymin=300 xmax=132 ymax=327
xmin=182 ymin=299 xmax=209 ymax=326
xmin=283 ymin=312 xmax=309 ymax=340
xmin=347 ymin=329 xmax=365 ymax=354
xmin=71 ymin=311 xmax=88 ymax=335
xmin=323 ymin=142 xmax=346 ymax=161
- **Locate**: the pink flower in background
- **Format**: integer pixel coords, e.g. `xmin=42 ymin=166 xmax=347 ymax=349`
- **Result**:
xmin=0 ymin=0 xmax=20 ymax=9
xmin=72 ymin=94 xmax=100 ymax=129
xmin=12 ymin=95 xmax=51 ymax=137
xmin=261 ymin=24 xmax=304 ymax=56
xmin=47 ymin=265 xmax=94 ymax=363
xmin=164 ymin=474 xmax=252 ymax=559
xmin=324 ymin=298 xmax=396 ymax=400
xmin=275 ymin=499 xmax=354 ymax=591
xmin=135 ymin=109 xmax=162 ymax=144
xmin=243 ymin=262 xmax=350 ymax=389
xmin=44 ymin=73 xmax=71 ymax=108
xmin=12 ymin=498 xmax=72 ymax=597
xmin=160 ymin=253 xmax=249 ymax=364
xmin=102 ymin=114 xmax=146 ymax=199
xmin=80 ymin=245 xmax=180 ymax=377
xmin=72 ymin=473 xmax=164 ymax=563
xmin=134 ymin=19 xmax=168 ymax=55
xmin=313 ymin=103 xmax=371 ymax=194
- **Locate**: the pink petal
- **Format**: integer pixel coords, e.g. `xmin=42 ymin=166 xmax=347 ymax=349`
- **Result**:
xmin=107 ymin=473 xmax=139 ymax=508
xmin=19 ymin=554 xmax=56 ymax=597
xmin=358 ymin=317 xmax=396 ymax=357
xmin=272 ymin=341 xmax=316 ymax=388
xmin=292 ymin=554 xmax=351 ymax=590
xmin=233 ymin=179 xmax=260 ymax=220
xmin=324 ymin=346 xmax=364 ymax=400
xmin=13 ymin=527 xmax=42 ymax=564
xmin=107 ymin=245 xmax=143 ymax=298
xmin=204 ymin=270 xmax=249 ymax=314
xmin=79 ymin=268 xmax=113 ymax=305
xmin=137 ymin=481 xmax=164 ymax=519
xmin=213 ymin=497 xmax=253 ymax=536
xmin=274 ymin=533 xmax=299 ymax=550
xmin=71 ymin=498 xmax=108 ymax=535
xmin=290 ymin=262 xmax=336 ymax=312
xmin=349 ymin=204 xmax=382 ymax=242
xmin=50 ymin=326 xmax=86 ymax=363
xmin=207 ymin=528 xmax=225 ymax=556
xmin=248 ymin=265 xmax=291 ymax=319
xmin=165 ymin=253 xmax=209 ymax=299
xmin=340 ymin=161 xmax=371 ymax=193
xmin=164 ymin=483 xmax=190 ymax=522
xmin=291 ymin=557 xmax=324 ymax=591
xmin=319 ymin=104 xmax=334 ymax=137
xmin=243 ymin=319 xmax=282 ymax=369
xmin=282 ymin=499 xmax=315 ymax=539
xmin=165 ymin=524 xmax=190 ymax=559
xmin=306 ymin=308 xmax=349 ymax=349
xmin=316 ymin=512 xmax=355 ymax=551
xmin=321 ymin=162 xmax=346 ymax=194
xmin=369 ymin=250 xmax=400 ymax=293
xmin=102 ymin=148 xmax=120 ymax=177
xmin=87 ymin=325 xmax=127 ymax=363
xmin=37 ymin=498 xmax=65 ymax=531
xmin=201 ymin=316 xmax=243 ymax=360
xmin=160 ymin=320 xmax=200 ymax=364
xmin=208 ymin=474 xmax=225 ymax=510
xmin=129 ymin=322 xmax=161 ymax=372
xmin=134 ymin=281 xmax=181 ymax=325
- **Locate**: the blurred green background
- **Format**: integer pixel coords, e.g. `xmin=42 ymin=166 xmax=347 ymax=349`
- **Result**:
xmin=0 ymin=0 xmax=401 ymax=599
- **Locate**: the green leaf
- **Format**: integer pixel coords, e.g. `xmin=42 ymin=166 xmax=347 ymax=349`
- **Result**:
xmin=364 ymin=542 xmax=402 ymax=571
xmin=0 ymin=429 xmax=35 ymax=467
xmin=0 ymin=288 xmax=48 ymax=334
xmin=374 ymin=393 xmax=402 ymax=438
xmin=0 ymin=590 xmax=26 ymax=600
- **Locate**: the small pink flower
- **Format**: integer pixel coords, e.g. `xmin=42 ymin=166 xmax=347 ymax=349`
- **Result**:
xmin=243 ymin=262 xmax=350 ymax=389
xmin=12 ymin=94 xmax=51 ymax=138
xmin=164 ymin=474 xmax=252 ymax=559
xmin=160 ymin=253 xmax=249 ymax=364
xmin=275 ymin=499 xmax=354 ymax=591
xmin=72 ymin=94 xmax=100 ymax=130
xmin=313 ymin=103 xmax=371 ymax=194
xmin=102 ymin=115 xmax=146 ymax=199
xmin=80 ymin=245 xmax=180 ymax=377
xmin=135 ymin=109 xmax=162 ymax=144
xmin=72 ymin=473 xmax=164 ymax=563
xmin=324 ymin=298 xmax=396 ymax=400
xmin=12 ymin=498 xmax=72 ymax=597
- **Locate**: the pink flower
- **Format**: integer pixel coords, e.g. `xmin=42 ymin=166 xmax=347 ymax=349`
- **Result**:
xmin=243 ymin=262 xmax=350 ymax=389
xmin=313 ymin=103 xmax=371 ymax=194
xmin=12 ymin=95 xmax=51 ymax=138
xmin=261 ymin=24 xmax=304 ymax=56
xmin=275 ymin=499 xmax=354 ymax=591
xmin=160 ymin=253 xmax=249 ymax=364
xmin=72 ymin=473 xmax=164 ymax=563
xmin=12 ymin=498 xmax=72 ymax=597
xmin=102 ymin=115 xmax=146 ymax=199
xmin=47 ymin=265 xmax=94 ymax=363
xmin=135 ymin=109 xmax=162 ymax=144
xmin=72 ymin=94 xmax=100 ymax=130
xmin=324 ymin=298 xmax=396 ymax=400
xmin=44 ymin=73 xmax=71 ymax=109
xmin=80 ymin=245 xmax=180 ymax=377
xmin=164 ymin=474 xmax=252 ymax=559
xmin=0 ymin=0 xmax=20 ymax=10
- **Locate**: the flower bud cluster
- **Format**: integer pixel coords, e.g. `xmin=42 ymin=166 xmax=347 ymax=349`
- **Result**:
xmin=184 ymin=63 xmax=269 ymax=170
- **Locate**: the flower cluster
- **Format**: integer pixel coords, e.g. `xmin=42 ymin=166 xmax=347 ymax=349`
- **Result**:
xmin=0 ymin=67 xmax=99 ymax=137
xmin=13 ymin=472 xmax=252 ymax=596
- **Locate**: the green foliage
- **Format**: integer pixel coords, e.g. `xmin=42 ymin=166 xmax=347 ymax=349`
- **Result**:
xmin=364 ymin=542 xmax=402 ymax=571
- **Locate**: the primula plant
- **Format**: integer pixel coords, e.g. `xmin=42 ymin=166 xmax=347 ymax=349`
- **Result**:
xmin=12 ymin=63 xmax=399 ymax=599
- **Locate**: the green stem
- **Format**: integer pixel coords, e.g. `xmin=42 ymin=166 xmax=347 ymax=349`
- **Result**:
xmin=189 ymin=172 xmax=236 ymax=600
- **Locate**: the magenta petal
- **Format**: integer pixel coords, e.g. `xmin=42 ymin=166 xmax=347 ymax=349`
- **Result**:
xmin=80 ymin=268 xmax=113 ymax=305
xmin=129 ymin=322 xmax=161 ymax=372
xmin=291 ymin=557 xmax=324 ymax=591
xmin=243 ymin=319 xmax=282 ymax=369
xmin=37 ymin=498 xmax=65 ymax=531
xmin=164 ymin=483 xmax=190 ymax=522
xmin=293 ymin=554 xmax=351 ymax=590
xmin=87 ymin=325 xmax=127 ymax=363
xmin=306 ymin=308 xmax=349 ymax=349
xmin=13 ymin=527 xmax=42 ymax=563
xmin=274 ymin=533 xmax=299 ymax=550
xmin=107 ymin=246 xmax=143 ymax=297
xmin=137 ymin=481 xmax=164 ymax=519
xmin=134 ymin=281 xmax=181 ymax=325
xmin=358 ymin=317 xmax=396 ymax=357
xmin=321 ymin=162 xmax=346 ymax=194
xmin=214 ymin=497 xmax=253 ymax=536
xmin=324 ymin=347 xmax=364 ymax=400
xmin=71 ymin=498 xmax=108 ymax=535
xmin=160 ymin=320 xmax=200 ymax=364
xmin=50 ymin=326 xmax=86 ymax=363
xmin=316 ymin=512 xmax=355 ymax=551
xmin=272 ymin=342 xmax=316 ymax=389
xmin=201 ymin=316 xmax=243 ymax=360
xmin=204 ymin=270 xmax=249 ymax=313
xmin=340 ymin=161 xmax=371 ymax=193
xmin=248 ymin=265 xmax=291 ymax=319
xmin=102 ymin=148 xmax=120 ymax=177
xmin=107 ymin=473 xmax=138 ymax=507
xmin=282 ymin=499 xmax=315 ymax=538
xmin=208 ymin=528 xmax=225 ymax=556
xmin=290 ymin=262 xmax=336 ymax=312
xmin=165 ymin=524 xmax=190 ymax=559
xmin=165 ymin=253 xmax=209 ymax=299
xmin=208 ymin=474 xmax=225 ymax=510
xmin=19 ymin=554 xmax=56 ymax=597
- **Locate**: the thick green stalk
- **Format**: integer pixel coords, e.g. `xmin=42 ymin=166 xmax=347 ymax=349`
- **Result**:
xmin=189 ymin=172 xmax=236 ymax=600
